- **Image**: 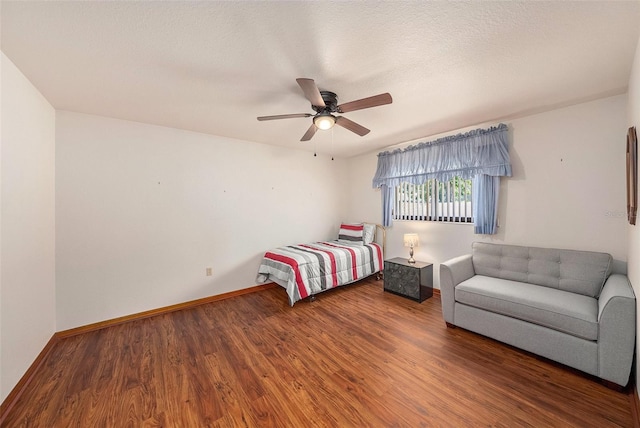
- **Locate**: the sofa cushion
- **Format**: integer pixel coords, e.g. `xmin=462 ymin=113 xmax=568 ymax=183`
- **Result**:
xmin=472 ymin=242 xmax=612 ymax=298
xmin=455 ymin=275 xmax=599 ymax=341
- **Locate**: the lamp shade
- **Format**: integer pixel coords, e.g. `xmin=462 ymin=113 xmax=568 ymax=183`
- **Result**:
xmin=403 ymin=233 xmax=419 ymax=247
xmin=313 ymin=113 xmax=336 ymax=130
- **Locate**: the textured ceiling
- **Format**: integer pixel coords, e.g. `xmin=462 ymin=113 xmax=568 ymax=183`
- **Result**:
xmin=2 ymin=1 xmax=640 ymax=157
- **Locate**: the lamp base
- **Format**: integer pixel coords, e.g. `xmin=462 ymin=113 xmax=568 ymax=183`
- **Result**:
xmin=408 ymin=247 xmax=416 ymax=264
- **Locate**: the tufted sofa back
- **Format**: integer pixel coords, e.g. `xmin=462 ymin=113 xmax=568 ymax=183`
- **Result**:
xmin=471 ymin=242 xmax=612 ymax=298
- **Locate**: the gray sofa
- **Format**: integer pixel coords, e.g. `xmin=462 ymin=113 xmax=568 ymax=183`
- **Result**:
xmin=440 ymin=242 xmax=636 ymax=387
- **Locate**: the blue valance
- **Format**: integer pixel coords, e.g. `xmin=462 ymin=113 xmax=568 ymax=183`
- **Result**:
xmin=372 ymin=123 xmax=512 ymax=188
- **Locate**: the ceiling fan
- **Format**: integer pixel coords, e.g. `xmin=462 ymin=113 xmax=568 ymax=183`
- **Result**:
xmin=257 ymin=78 xmax=392 ymax=141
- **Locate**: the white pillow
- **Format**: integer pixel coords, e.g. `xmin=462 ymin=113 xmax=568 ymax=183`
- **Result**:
xmin=363 ymin=223 xmax=376 ymax=244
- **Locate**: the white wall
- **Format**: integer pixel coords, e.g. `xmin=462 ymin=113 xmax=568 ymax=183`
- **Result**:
xmin=55 ymin=112 xmax=349 ymax=330
xmin=348 ymin=94 xmax=629 ymax=287
xmin=0 ymin=53 xmax=56 ymax=402
xmin=626 ymin=31 xmax=640 ymax=397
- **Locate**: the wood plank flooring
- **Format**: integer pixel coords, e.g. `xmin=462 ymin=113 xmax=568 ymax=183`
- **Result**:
xmin=3 ymin=278 xmax=634 ymax=427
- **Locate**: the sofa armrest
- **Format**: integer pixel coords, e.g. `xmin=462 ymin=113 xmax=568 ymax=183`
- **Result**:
xmin=597 ymin=274 xmax=636 ymax=386
xmin=439 ymin=254 xmax=475 ymax=324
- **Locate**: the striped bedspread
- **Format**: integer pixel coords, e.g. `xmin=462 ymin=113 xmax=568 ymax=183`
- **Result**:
xmin=256 ymin=241 xmax=383 ymax=306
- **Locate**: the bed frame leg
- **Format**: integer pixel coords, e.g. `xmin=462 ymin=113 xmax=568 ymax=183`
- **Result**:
xmin=310 ymin=295 xmax=316 ymax=302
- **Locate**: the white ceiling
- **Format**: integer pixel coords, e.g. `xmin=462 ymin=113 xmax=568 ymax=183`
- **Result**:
xmin=2 ymin=1 xmax=640 ymax=158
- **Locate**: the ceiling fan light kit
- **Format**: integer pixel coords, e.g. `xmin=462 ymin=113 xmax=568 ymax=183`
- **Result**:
xmin=257 ymin=78 xmax=392 ymax=141
xmin=313 ymin=113 xmax=336 ymax=130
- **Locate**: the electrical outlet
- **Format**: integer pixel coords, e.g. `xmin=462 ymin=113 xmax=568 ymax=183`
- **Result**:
xmin=206 ymin=267 xmax=212 ymax=276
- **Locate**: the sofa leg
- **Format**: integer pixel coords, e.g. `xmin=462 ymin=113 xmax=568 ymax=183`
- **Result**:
xmin=445 ymin=322 xmax=456 ymax=329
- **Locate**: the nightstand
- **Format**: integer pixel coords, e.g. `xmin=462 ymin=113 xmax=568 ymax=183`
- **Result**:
xmin=383 ymin=257 xmax=433 ymax=302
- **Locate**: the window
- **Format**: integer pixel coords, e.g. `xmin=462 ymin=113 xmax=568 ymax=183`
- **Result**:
xmin=393 ymin=177 xmax=473 ymax=223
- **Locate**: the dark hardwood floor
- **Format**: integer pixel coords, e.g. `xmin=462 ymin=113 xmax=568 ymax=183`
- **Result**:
xmin=2 ymin=278 xmax=634 ymax=427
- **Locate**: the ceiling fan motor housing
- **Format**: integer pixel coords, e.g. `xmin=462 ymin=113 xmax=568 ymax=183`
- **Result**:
xmin=313 ymin=91 xmax=338 ymax=113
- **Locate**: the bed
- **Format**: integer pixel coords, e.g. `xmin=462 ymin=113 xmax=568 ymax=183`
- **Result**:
xmin=256 ymin=223 xmax=386 ymax=306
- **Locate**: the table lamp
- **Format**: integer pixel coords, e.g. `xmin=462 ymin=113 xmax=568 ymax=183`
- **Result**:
xmin=403 ymin=233 xmax=419 ymax=264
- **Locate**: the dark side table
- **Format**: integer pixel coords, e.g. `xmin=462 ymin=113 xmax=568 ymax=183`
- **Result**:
xmin=383 ymin=257 xmax=433 ymax=302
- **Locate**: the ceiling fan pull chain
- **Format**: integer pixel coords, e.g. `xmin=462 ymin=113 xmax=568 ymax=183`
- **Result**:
xmin=331 ymin=127 xmax=334 ymax=161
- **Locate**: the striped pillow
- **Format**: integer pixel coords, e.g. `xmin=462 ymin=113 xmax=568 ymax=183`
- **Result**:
xmin=338 ymin=223 xmax=364 ymax=244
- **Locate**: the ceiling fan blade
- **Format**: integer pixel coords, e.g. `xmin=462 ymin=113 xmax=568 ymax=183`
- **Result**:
xmin=335 ymin=116 xmax=370 ymax=136
xmin=300 ymin=124 xmax=318 ymax=141
xmin=337 ymin=93 xmax=392 ymax=113
xmin=257 ymin=113 xmax=313 ymax=121
xmin=296 ymin=78 xmax=325 ymax=107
